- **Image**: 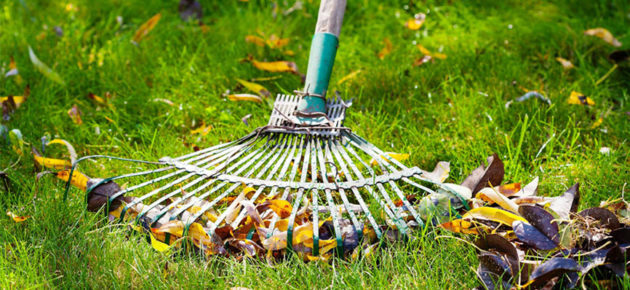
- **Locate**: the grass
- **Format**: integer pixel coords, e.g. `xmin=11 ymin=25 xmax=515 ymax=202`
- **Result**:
xmin=1 ymin=0 xmax=629 ymax=288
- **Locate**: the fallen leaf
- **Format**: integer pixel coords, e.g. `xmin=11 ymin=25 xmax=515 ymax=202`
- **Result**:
xmin=463 ymin=207 xmax=527 ymax=226
xmin=67 ymin=105 xmax=83 ymax=124
xmin=86 ymin=179 xmax=124 ymax=213
xmin=179 ymin=0 xmax=202 ymax=22
xmin=190 ymin=122 xmax=213 ymax=136
xmin=245 ymin=35 xmax=266 ymax=47
xmin=461 ymin=153 xmax=504 ymax=194
xmin=420 ymin=161 xmax=450 ymax=183
xmin=548 ymin=183 xmax=579 ymax=220
xmin=248 ymin=58 xmax=299 ymax=75
xmin=150 ymin=232 xmax=171 ymax=252
xmin=32 ymin=148 xmax=71 ymax=170
xmin=227 ymin=94 xmax=262 ymax=103
xmin=46 ymin=138 xmax=78 ymax=164
xmin=377 ymin=38 xmax=392 ymax=60
xmin=405 ymin=13 xmax=425 ymax=30
xmin=2 ymin=85 xmax=30 ymax=121
xmin=28 ymin=46 xmax=65 ymax=85
xmin=133 ymin=13 xmax=161 ymax=43
xmin=416 ymin=44 xmax=446 ymax=60
xmin=584 ymin=28 xmax=622 ymax=47
xmin=439 ymin=219 xmax=483 ymax=234
xmin=555 ymin=57 xmax=574 ymax=69
xmin=525 ymin=258 xmax=579 ymax=288
xmin=6 ymin=211 xmax=29 ymax=222
xmin=476 ymin=187 xmax=519 ymax=213
xmin=369 ymin=152 xmax=409 ymax=166
xmin=337 ymin=69 xmax=362 ymax=85
xmin=267 ymin=34 xmax=289 ymax=49
xmin=258 ymin=199 xmax=292 ymax=219
xmin=56 ymin=170 xmax=89 ymax=191
xmin=578 ymin=207 xmax=620 ymax=230
xmin=519 ymin=205 xmax=560 ymax=243
xmin=413 ymin=55 xmax=432 ymax=66
xmin=236 ymin=79 xmax=271 ymax=97
xmin=567 ymin=91 xmax=594 ymax=106
xmin=7 ymin=129 xmax=25 ymax=155
xmin=512 ymin=220 xmax=557 ymax=250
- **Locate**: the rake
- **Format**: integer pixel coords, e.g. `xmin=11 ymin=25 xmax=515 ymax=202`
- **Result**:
xmin=64 ymin=0 xmax=466 ymax=258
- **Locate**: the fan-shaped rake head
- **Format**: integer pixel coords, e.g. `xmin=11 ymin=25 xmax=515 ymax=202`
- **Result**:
xmin=67 ymin=96 xmax=466 ymax=259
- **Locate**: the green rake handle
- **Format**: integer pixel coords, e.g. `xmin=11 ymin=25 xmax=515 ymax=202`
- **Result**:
xmin=296 ymin=0 xmax=346 ymax=116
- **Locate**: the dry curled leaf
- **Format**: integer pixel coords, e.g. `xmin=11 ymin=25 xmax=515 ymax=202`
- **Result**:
xmin=404 ymin=13 xmax=425 ymax=30
xmin=555 ymin=57 xmax=574 ymax=69
xmin=416 ymin=44 xmax=446 ymax=60
xmin=6 ymin=211 xmax=29 ymax=222
xmin=67 ymin=104 xmax=83 ymax=124
xmin=584 ymin=28 xmax=622 ymax=47
xmin=567 ymin=91 xmax=594 ymax=106
xmin=227 ymin=94 xmax=262 ymax=103
xmin=377 ymin=38 xmax=392 ymax=60
xmin=250 ymin=58 xmax=300 ymax=75
xmin=236 ymin=79 xmax=270 ymax=97
xmin=133 ymin=13 xmax=161 ymax=43
xmin=461 ymin=153 xmax=504 ymax=194
xmin=337 ymin=69 xmax=361 ymax=86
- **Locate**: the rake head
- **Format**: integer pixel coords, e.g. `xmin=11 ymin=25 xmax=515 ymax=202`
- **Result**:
xmin=73 ymin=94 xmax=468 ymax=259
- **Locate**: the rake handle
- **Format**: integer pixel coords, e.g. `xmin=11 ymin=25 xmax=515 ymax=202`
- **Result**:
xmin=297 ymin=0 xmax=346 ymax=117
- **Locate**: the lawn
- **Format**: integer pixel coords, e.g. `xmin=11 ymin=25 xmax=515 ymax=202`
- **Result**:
xmin=1 ymin=0 xmax=629 ymax=288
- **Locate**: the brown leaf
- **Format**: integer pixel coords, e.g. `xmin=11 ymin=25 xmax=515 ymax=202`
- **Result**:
xmin=461 ymin=153 xmax=504 ymax=194
xmin=578 ymin=207 xmax=620 ymax=230
xmin=86 ymin=179 xmax=124 ymax=213
xmin=519 ymin=205 xmax=560 ymax=244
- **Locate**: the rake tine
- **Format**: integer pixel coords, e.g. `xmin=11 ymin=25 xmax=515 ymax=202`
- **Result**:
xmin=315 ymin=138 xmax=344 ymax=256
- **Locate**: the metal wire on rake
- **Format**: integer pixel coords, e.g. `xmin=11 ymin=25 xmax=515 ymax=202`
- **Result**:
xmin=63 ymin=96 xmax=465 ymax=258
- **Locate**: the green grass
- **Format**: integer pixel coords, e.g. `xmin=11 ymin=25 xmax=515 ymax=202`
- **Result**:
xmin=1 ymin=0 xmax=629 ymax=288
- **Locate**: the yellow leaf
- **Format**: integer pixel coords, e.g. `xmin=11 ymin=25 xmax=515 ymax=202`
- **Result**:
xmin=567 ymin=91 xmax=595 ymax=106
xmin=377 ymin=38 xmax=392 ymax=60
xmin=149 ymin=233 xmax=171 ymax=252
xmin=87 ymin=92 xmax=108 ymax=106
xmin=369 ymin=152 xmax=409 ymax=166
xmin=33 ymin=153 xmax=72 ymax=170
xmin=590 ymin=117 xmax=603 ymax=129
xmin=245 ymin=35 xmax=266 ymax=47
xmin=251 ymin=59 xmax=300 ymax=74
xmin=555 ymin=57 xmax=574 ymax=69
xmin=236 ymin=79 xmax=271 ymax=97
xmin=404 ymin=13 xmax=425 ymax=30
xmin=152 ymin=220 xmax=184 ymax=237
xmin=462 ymin=207 xmax=527 ymax=226
xmin=67 ymin=104 xmax=83 ymax=124
xmin=190 ymin=122 xmax=213 ymax=136
xmin=6 ymin=211 xmax=29 ymax=223
xmin=56 ymin=170 xmax=89 ymax=191
xmin=584 ymin=28 xmax=622 ymax=47
xmin=133 ymin=13 xmax=161 ymax=43
xmin=47 ymin=139 xmax=77 ymax=163
xmin=337 ymin=69 xmax=362 ymax=86
xmin=266 ymin=199 xmax=293 ymax=218
xmin=227 ymin=94 xmax=262 ymax=103
xmin=416 ymin=44 xmax=447 ymax=60
xmin=109 ymin=206 xmax=123 ymax=219
xmin=439 ymin=219 xmax=482 ymax=234
xmin=475 ymin=187 xmax=519 ymax=212
xmin=267 ymin=34 xmax=289 ymax=49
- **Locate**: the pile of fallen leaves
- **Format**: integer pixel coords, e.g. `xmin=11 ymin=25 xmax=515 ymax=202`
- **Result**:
xmin=82 ymin=156 xmax=467 ymax=263
xmin=440 ymin=154 xmax=630 ymax=289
